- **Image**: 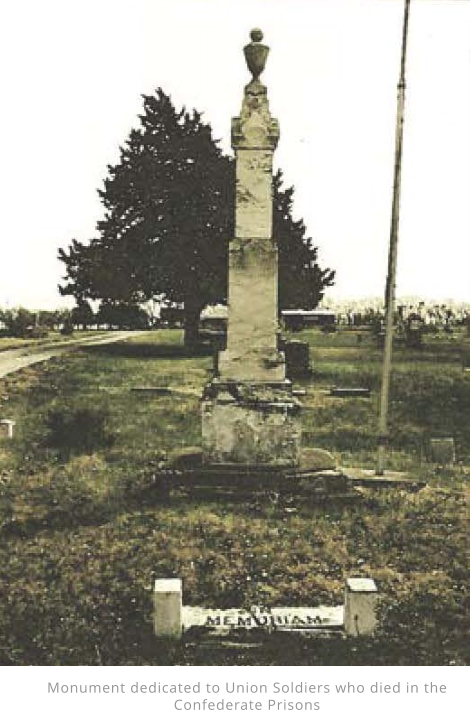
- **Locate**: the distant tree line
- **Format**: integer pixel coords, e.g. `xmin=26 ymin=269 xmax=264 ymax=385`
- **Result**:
xmin=0 ymin=304 xmax=152 ymax=338
xmin=0 ymin=308 xmax=70 ymax=338
xmin=58 ymin=89 xmax=335 ymax=346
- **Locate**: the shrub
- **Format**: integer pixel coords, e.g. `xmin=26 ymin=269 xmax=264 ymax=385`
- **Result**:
xmin=44 ymin=405 xmax=114 ymax=456
xmin=28 ymin=325 xmax=49 ymax=339
xmin=321 ymin=323 xmax=337 ymax=334
xmin=60 ymin=321 xmax=74 ymax=336
xmin=3 ymin=308 xmax=35 ymax=337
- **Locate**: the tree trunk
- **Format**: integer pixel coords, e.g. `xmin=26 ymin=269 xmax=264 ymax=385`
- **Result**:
xmin=184 ymin=302 xmax=202 ymax=350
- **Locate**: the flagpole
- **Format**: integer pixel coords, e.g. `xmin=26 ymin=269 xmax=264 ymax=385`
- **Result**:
xmin=376 ymin=0 xmax=411 ymax=475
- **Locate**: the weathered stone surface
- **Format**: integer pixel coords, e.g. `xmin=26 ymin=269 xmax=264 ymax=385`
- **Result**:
xmin=231 ymin=81 xmax=279 ymax=152
xmin=301 ymin=448 xmax=338 ymax=471
xmin=154 ymin=579 xmax=182 ymax=639
xmin=344 ymin=578 xmax=379 ymax=637
xmin=341 ymin=467 xmax=420 ymax=489
xmin=202 ymin=383 xmax=301 ymax=467
xmin=219 ymin=240 xmax=284 ymax=382
xmin=235 ymin=151 xmax=274 ymax=240
xmin=429 ymin=437 xmax=455 ymax=465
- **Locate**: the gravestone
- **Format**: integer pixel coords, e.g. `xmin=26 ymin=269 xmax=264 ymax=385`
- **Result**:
xmin=0 ymin=419 xmax=15 ymax=439
xmin=404 ymin=316 xmax=424 ymax=349
xmin=284 ymin=340 xmax=311 ymax=379
xmin=201 ymin=30 xmax=301 ymax=468
xmin=330 ymin=386 xmax=370 ymax=398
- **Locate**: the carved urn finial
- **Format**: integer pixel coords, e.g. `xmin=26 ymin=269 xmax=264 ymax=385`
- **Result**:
xmin=243 ymin=28 xmax=269 ymax=81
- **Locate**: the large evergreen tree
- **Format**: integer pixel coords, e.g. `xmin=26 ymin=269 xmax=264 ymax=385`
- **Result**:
xmin=59 ymin=89 xmax=334 ymax=345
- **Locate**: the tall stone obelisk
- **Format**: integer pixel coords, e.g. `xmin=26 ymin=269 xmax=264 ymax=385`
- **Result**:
xmin=202 ymin=30 xmax=301 ymax=468
xmin=219 ymin=28 xmax=283 ymax=383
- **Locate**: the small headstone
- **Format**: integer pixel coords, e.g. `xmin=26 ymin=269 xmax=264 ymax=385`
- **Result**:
xmin=429 ymin=437 xmax=455 ymax=466
xmin=284 ymin=340 xmax=311 ymax=378
xmin=405 ymin=317 xmax=425 ymax=348
xmin=344 ymin=577 xmax=379 ymax=637
xmin=330 ymin=387 xmax=370 ymax=397
xmin=292 ymin=388 xmax=307 ymax=397
xmin=0 ymin=419 xmax=15 ymax=439
xmin=154 ymin=579 xmax=182 ymax=639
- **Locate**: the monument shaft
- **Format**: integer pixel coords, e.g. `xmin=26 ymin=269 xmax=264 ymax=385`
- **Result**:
xmin=219 ymin=78 xmax=284 ymax=381
xmin=201 ymin=31 xmax=301 ymax=468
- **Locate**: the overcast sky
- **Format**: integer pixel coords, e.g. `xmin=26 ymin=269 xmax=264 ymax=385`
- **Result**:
xmin=1 ymin=0 xmax=469 ymax=309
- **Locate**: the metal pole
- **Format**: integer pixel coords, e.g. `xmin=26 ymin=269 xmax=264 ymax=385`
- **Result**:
xmin=377 ymin=0 xmax=411 ymax=475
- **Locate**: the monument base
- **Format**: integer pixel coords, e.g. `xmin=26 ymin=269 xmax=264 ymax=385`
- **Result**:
xmin=159 ymin=446 xmax=421 ymax=499
xmin=201 ymin=380 xmax=301 ymax=468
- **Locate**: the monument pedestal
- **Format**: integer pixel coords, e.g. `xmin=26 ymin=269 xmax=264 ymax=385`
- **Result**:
xmin=202 ymin=381 xmax=301 ymax=468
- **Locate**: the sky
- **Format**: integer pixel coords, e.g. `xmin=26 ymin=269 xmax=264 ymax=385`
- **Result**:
xmin=0 ymin=0 xmax=469 ymax=310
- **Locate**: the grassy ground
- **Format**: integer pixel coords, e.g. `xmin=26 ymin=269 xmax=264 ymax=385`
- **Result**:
xmin=296 ymin=327 xmax=470 ymax=473
xmin=0 ymin=328 xmax=468 ymax=665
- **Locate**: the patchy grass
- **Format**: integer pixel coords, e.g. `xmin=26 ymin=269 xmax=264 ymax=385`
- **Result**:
xmin=0 ymin=328 xmax=469 ymax=665
xmin=298 ymin=327 xmax=470 ymax=470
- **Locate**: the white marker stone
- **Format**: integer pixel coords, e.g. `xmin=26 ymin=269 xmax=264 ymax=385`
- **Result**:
xmin=182 ymin=604 xmax=344 ymax=631
xmin=0 ymin=419 xmax=15 ymax=439
xmin=344 ymin=578 xmax=379 ymax=637
xmin=154 ymin=579 xmax=182 ymax=639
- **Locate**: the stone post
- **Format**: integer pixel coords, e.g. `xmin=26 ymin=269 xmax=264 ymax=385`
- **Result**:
xmin=153 ymin=579 xmax=182 ymax=639
xmin=201 ymin=30 xmax=301 ymax=469
xmin=344 ymin=578 xmax=379 ymax=637
xmin=0 ymin=419 xmax=15 ymax=439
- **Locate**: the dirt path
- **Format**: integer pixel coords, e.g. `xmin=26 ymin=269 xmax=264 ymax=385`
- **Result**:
xmin=0 ymin=331 xmax=146 ymax=379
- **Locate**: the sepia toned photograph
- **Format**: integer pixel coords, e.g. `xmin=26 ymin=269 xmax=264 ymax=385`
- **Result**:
xmin=0 ymin=0 xmax=469 ymax=667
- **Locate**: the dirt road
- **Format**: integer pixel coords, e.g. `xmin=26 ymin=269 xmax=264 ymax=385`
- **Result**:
xmin=0 ymin=331 xmax=146 ymax=379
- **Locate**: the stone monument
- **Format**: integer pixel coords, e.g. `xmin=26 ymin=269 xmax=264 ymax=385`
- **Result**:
xmin=154 ymin=576 xmax=379 ymax=639
xmin=202 ymin=30 xmax=301 ymax=468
